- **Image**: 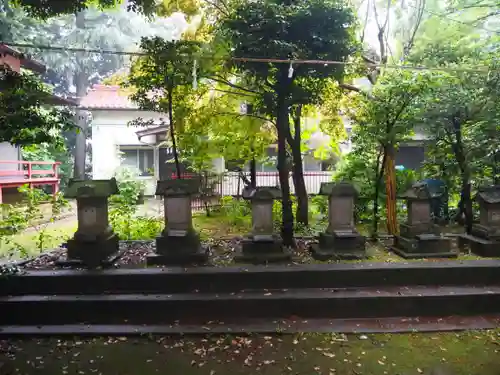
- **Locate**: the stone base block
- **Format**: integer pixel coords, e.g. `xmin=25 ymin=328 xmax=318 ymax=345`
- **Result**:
xmin=392 ymin=235 xmax=457 ymax=259
xmin=234 ymin=236 xmax=291 ymax=264
xmin=311 ymin=231 xmax=367 ymax=261
xmin=310 ymin=243 xmax=367 ymax=261
xmin=148 ymin=233 xmax=209 ymax=266
xmin=471 ymin=224 xmax=500 ymax=242
xmin=400 ymin=223 xmax=439 ymax=238
xmin=61 ymin=233 xmax=120 ymax=268
xmin=459 ymin=234 xmax=500 ymax=258
xmin=146 ymin=247 xmax=209 ymax=266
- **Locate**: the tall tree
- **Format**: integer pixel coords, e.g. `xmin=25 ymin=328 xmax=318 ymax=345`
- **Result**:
xmin=6 ymin=4 xmax=186 ymax=179
xmin=220 ymin=0 xmax=357 ymax=244
xmin=343 ymin=69 xmax=432 ymax=235
xmin=128 ymin=37 xmax=208 ymax=178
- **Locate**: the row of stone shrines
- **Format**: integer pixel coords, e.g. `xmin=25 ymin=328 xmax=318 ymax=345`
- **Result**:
xmin=62 ymin=178 xmax=500 ymax=268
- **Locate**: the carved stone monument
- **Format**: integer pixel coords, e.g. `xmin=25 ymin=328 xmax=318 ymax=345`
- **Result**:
xmin=459 ymin=185 xmax=500 ymax=257
xmin=392 ymin=182 xmax=456 ymax=259
xmin=59 ymin=178 xmax=120 ymax=268
xmin=235 ymin=186 xmax=291 ymax=263
xmin=310 ymin=182 xmax=366 ymax=260
xmin=147 ymin=179 xmax=208 ymax=266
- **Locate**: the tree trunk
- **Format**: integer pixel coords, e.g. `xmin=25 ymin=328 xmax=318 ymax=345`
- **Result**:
xmin=493 ymin=150 xmax=499 ymax=185
xmin=384 ymin=144 xmax=398 ymax=235
xmin=250 ymin=157 xmax=257 ymax=188
xmin=372 ymin=149 xmax=386 ymax=239
xmin=451 ymin=118 xmax=473 ymax=233
xmin=167 ymin=88 xmax=181 ymax=179
xmin=289 ymin=105 xmax=308 ymax=226
xmin=276 ymin=80 xmax=294 ymax=247
xmin=462 ymin=177 xmax=473 ymax=234
xmin=73 ymin=70 xmax=88 ymax=180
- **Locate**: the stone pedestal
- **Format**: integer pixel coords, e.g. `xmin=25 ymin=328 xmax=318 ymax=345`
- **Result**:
xmin=391 ymin=182 xmax=456 ymax=259
xmin=459 ymin=185 xmax=500 ymax=257
xmin=146 ymin=179 xmax=208 ymax=266
xmin=57 ymin=179 xmax=120 ymax=269
xmin=235 ymin=186 xmax=291 ymax=263
xmin=310 ymin=182 xmax=366 ymax=260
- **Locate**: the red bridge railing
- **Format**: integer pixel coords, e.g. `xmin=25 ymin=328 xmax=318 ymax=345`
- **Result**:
xmin=0 ymin=160 xmax=60 ymax=204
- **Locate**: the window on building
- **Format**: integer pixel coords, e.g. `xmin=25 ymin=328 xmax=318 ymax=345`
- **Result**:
xmin=119 ymin=147 xmax=154 ymax=176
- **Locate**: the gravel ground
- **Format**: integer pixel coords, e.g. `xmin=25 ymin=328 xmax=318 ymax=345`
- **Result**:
xmin=16 ymin=236 xmax=478 ymax=271
xmin=20 ymin=238 xmax=316 ymax=271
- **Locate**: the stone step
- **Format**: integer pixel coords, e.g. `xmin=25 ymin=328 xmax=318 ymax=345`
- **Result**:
xmin=1 ymin=286 xmax=499 ymax=325
xmin=1 ymin=315 xmax=499 ymax=336
xmin=2 ymin=260 xmax=500 ymax=296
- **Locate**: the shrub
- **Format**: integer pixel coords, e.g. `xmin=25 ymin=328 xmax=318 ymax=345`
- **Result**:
xmin=0 ymin=185 xmax=70 ymax=259
xmin=220 ymin=196 xmax=251 ymax=227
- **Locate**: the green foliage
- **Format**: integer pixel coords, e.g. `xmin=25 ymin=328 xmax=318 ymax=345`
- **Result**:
xmin=0 ymin=65 xmax=75 ymax=146
xmin=177 ymin=89 xmax=274 ymax=171
xmin=112 ymin=216 xmax=163 ymax=240
xmin=129 ymin=38 xmax=206 ymax=102
xmin=334 ymin=152 xmax=421 ymax=222
xmin=10 ymin=0 xmax=158 ymax=19
xmin=219 ymin=196 xmax=251 ymax=227
xmin=220 ymin=0 xmax=358 ymax=117
xmin=109 ymin=167 xmax=147 ymax=239
xmin=0 ymin=185 xmax=69 ymax=259
xmin=22 ymin=143 xmax=73 ymax=191
xmin=345 ymin=70 xmax=435 ymax=150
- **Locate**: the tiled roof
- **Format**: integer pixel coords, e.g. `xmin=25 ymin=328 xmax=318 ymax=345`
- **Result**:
xmin=79 ymin=84 xmax=139 ymax=110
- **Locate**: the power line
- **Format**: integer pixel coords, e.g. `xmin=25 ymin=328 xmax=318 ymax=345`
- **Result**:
xmin=0 ymin=40 xmax=495 ymax=74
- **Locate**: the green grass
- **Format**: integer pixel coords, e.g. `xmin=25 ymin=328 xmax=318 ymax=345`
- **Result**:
xmin=3 ymin=330 xmax=499 ymax=375
xmin=194 ymin=211 xmax=250 ymax=240
xmin=0 ymin=222 xmax=76 ymax=260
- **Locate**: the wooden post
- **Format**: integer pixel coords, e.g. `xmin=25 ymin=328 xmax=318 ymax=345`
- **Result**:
xmin=53 ymin=162 xmax=59 ymax=196
xmin=27 ymin=162 xmax=33 ymax=190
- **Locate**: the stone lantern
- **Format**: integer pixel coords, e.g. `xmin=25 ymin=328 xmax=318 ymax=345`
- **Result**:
xmin=61 ymin=178 xmax=119 ymax=268
xmin=146 ymin=178 xmax=208 ymax=265
xmin=235 ymin=186 xmax=291 ymax=263
xmin=460 ymin=185 xmax=500 ymax=257
xmin=310 ymin=181 xmax=366 ymax=260
xmin=392 ymin=182 xmax=456 ymax=259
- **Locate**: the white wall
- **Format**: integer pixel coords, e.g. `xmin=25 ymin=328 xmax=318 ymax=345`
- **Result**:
xmin=0 ymin=142 xmax=20 ymax=180
xmin=91 ymin=110 xmax=166 ymax=195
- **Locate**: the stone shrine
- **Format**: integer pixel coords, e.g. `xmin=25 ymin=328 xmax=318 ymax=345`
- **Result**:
xmin=310 ymin=182 xmax=366 ymax=260
xmin=147 ymin=179 xmax=208 ymax=266
xmin=60 ymin=178 xmax=120 ymax=268
xmin=392 ymin=182 xmax=456 ymax=259
xmin=459 ymin=185 xmax=500 ymax=257
xmin=235 ymin=186 xmax=291 ymax=263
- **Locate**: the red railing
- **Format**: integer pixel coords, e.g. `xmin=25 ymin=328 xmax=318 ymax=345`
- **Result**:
xmin=0 ymin=160 xmax=60 ymax=203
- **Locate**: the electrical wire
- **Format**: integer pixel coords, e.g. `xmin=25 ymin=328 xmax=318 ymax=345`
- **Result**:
xmin=1 ymin=40 xmax=495 ymax=74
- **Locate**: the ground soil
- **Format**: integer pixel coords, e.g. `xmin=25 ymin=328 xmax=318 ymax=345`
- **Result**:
xmin=1 ymin=331 xmax=498 ymax=375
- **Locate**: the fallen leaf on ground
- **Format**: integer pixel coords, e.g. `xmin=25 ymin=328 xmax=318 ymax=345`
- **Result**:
xmin=322 ymin=352 xmax=335 ymax=358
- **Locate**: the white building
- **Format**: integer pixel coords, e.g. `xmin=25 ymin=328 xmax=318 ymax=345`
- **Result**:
xmin=82 ymin=84 xmax=339 ymax=196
